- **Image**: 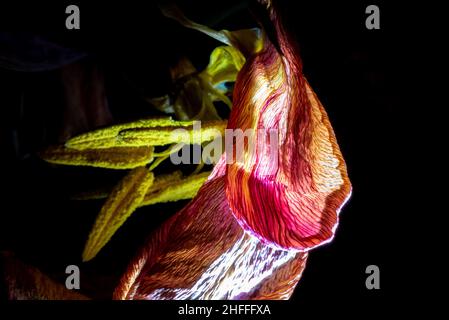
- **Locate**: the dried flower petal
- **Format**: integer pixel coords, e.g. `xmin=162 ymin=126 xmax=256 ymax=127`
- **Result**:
xmin=114 ymin=158 xmax=308 ymax=300
xmin=149 ymin=46 xmax=244 ymax=120
xmin=115 ymin=2 xmax=351 ymax=300
xmin=201 ymin=46 xmax=245 ymax=86
xmin=224 ymin=4 xmax=352 ymax=251
xmin=173 ymin=76 xmax=221 ymax=120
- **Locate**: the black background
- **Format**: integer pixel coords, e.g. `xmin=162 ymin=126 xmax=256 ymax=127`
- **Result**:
xmin=0 ymin=0 xmax=422 ymax=314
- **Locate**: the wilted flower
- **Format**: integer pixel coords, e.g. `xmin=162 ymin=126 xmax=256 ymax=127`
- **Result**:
xmin=2 ymin=0 xmax=351 ymax=300
xmin=114 ymin=1 xmax=351 ymax=299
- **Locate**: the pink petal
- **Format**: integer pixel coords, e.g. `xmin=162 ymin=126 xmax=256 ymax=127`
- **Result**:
xmin=225 ymin=9 xmax=351 ymax=251
xmin=114 ymin=157 xmax=307 ymax=300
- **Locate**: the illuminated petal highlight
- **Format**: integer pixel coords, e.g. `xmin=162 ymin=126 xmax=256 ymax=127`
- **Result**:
xmin=225 ymin=6 xmax=351 ymax=250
